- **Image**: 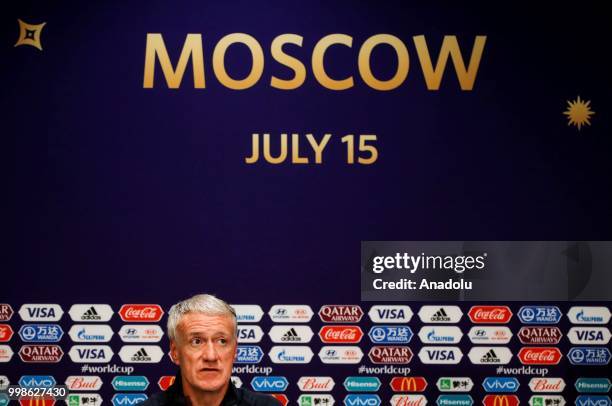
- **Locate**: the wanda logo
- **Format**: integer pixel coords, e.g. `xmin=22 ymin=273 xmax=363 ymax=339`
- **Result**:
xmin=319 ymin=326 xmax=363 ymax=343
xmin=468 ymin=306 xmax=513 ymax=324
xmin=119 ymin=304 xmax=164 ymax=322
xmin=518 ymin=347 xmax=562 ymax=365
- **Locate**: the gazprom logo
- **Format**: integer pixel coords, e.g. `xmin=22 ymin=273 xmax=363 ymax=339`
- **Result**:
xmin=518 ymin=306 xmax=562 ymax=324
xmin=344 ymin=394 xmax=381 ymax=406
xmin=251 ymin=376 xmax=289 ymax=392
xmin=483 ymin=378 xmax=520 ymax=393
xmin=343 ymin=377 xmax=381 ymax=392
xmin=235 ymin=345 xmax=264 ymax=363
xmin=112 ymin=375 xmax=150 ymax=391
xmin=112 ymin=394 xmax=148 ymax=406
xmin=18 ymin=375 xmax=56 ymax=388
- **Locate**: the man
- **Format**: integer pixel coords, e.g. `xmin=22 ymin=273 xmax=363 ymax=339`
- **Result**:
xmin=142 ymin=294 xmax=280 ymax=406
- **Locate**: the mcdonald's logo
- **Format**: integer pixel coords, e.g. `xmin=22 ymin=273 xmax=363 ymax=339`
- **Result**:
xmin=390 ymin=377 xmax=428 ymax=392
xmin=482 ymin=395 xmax=519 ymax=406
xmin=19 ymin=397 xmax=56 ymax=406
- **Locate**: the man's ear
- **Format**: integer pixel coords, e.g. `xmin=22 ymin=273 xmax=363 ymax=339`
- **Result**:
xmin=169 ymin=339 xmax=180 ymax=366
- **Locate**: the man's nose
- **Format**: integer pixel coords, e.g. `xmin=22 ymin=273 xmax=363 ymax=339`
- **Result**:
xmin=201 ymin=341 xmax=218 ymax=361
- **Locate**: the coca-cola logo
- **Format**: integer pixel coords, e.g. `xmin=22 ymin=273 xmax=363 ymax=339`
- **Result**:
xmin=319 ymin=305 xmax=363 ymax=323
xmin=518 ymin=347 xmax=562 ymax=365
xmin=119 ymin=304 xmax=164 ymax=322
xmin=468 ymin=306 xmax=513 ymax=324
xmin=0 ymin=325 xmax=14 ymax=342
xmin=368 ymin=346 xmax=413 ymax=364
xmin=518 ymin=327 xmax=562 ymax=345
xmin=18 ymin=345 xmax=63 ymax=363
xmin=319 ymin=326 xmax=363 ymax=343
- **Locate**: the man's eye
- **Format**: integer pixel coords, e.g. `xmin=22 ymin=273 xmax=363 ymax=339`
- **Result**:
xmin=218 ymin=338 xmax=227 ymax=345
xmin=190 ymin=337 xmax=202 ymax=345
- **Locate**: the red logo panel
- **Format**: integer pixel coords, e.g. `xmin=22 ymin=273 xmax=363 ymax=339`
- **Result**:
xmin=468 ymin=306 xmax=513 ymax=324
xmin=390 ymin=377 xmax=427 ymax=392
xmin=0 ymin=324 xmax=14 ymax=342
xmin=518 ymin=347 xmax=562 ymax=365
xmin=483 ymin=395 xmax=520 ymax=406
xmin=119 ymin=304 xmax=164 ymax=322
xmin=319 ymin=326 xmax=363 ymax=343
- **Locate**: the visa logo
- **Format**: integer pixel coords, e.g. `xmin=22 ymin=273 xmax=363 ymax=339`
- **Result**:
xmin=377 ymin=309 xmax=406 ymax=319
xmin=27 ymin=308 xmax=56 ymax=318
xmin=575 ymin=396 xmax=611 ymax=406
xmin=238 ymin=328 xmax=257 ymax=340
xmin=577 ymin=331 xmax=604 ymax=341
xmin=344 ymin=395 xmax=381 ymax=406
xmin=428 ymin=350 xmax=456 ymax=361
xmin=482 ymin=378 xmax=519 ymax=393
xmin=78 ymin=348 xmax=107 ymax=359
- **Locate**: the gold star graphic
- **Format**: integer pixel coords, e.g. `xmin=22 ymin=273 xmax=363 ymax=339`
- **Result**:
xmin=563 ymin=96 xmax=595 ymax=130
xmin=15 ymin=19 xmax=46 ymax=50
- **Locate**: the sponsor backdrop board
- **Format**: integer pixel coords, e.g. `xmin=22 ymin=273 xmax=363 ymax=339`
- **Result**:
xmin=3 ymin=1 xmax=612 ymax=406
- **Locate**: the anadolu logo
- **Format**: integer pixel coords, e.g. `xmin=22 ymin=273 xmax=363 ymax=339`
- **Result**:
xmin=68 ymin=325 xmax=113 ymax=343
xmin=344 ymin=394 xmax=381 ymax=406
xmin=111 ymin=375 xmax=149 ymax=391
xmin=111 ymin=394 xmax=148 ymax=406
xmin=436 ymin=378 xmax=474 ymax=392
xmin=517 ymin=306 xmax=562 ymax=324
xmin=418 ymin=306 xmax=462 ymax=323
xmin=389 ymin=377 xmax=427 ymax=392
xmin=568 ymin=327 xmax=611 ymax=345
xmin=343 ymin=377 xmax=381 ymax=392
xmin=68 ymin=345 xmax=113 ymax=363
xmin=437 ymin=395 xmax=473 ymax=406
xmin=268 ymin=345 xmax=313 ymax=364
xmin=298 ymin=376 xmax=336 ymax=392
xmin=418 ymin=346 xmax=462 ymax=364
xmin=237 ymin=325 xmax=265 ymax=343
xmin=390 ymin=394 xmax=427 ymax=406
xmin=319 ymin=305 xmax=364 ymax=323
xmin=567 ymin=347 xmax=611 ymax=366
xmin=418 ymin=326 xmax=462 ymax=344
xmin=250 ymin=376 xmax=288 ymax=392
xmin=18 ymin=376 xmax=56 ymax=388
xmin=467 ymin=327 xmax=512 ymax=344
xmin=18 ymin=304 xmax=63 ymax=322
xmin=574 ymin=396 xmax=611 ymax=406
xmin=68 ymin=304 xmax=114 ymax=322
xmin=482 ymin=378 xmax=519 ymax=393
xmin=231 ymin=305 xmax=264 ymax=323
xmin=269 ymin=325 xmax=313 ymax=343
xmin=567 ymin=307 xmax=611 ymax=325
xmin=528 ymin=378 xmax=565 ymax=393
xmin=65 ymin=376 xmax=103 ymax=391
xmin=236 ymin=345 xmax=265 ymax=363
xmin=18 ymin=324 xmax=63 ymax=343
xmin=368 ymin=305 xmax=413 ymax=323
xmin=368 ymin=326 xmax=412 ymax=344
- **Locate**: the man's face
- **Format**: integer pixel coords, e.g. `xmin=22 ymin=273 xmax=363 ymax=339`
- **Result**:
xmin=170 ymin=313 xmax=237 ymax=395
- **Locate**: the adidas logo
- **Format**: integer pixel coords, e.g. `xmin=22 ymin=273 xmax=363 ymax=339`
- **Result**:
xmin=281 ymin=328 xmax=301 ymax=342
xmin=82 ymin=306 xmax=101 ymax=320
xmin=431 ymin=308 xmax=451 ymax=322
xmin=481 ymin=349 xmax=500 ymax=362
xmin=131 ymin=347 xmax=151 ymax=361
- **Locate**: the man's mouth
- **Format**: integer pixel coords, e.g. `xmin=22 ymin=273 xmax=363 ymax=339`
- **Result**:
xmin=199 ymin=367 xmax=219 ymax=372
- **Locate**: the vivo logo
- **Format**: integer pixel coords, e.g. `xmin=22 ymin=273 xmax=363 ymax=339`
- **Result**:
xmin=112 ymin=394 xmax=148 ymax=406
xmin=575 ymin=396 xmax=611 ymax=406
xmin=18 ymin=375 xmax=56 ymax=388
xmin=344 ymin=395 xmax=381 ymax=406
xmin=482 ymin=378 xmax=519 ymax=393
xmin=251 ymin=376 xmax=289 ymax=392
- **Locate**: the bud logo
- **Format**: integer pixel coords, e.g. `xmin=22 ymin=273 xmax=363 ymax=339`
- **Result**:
xmin=390 ymin=394 xmax=427 ymax=406
xmin=111 ymin=376 xmax=149 ymax=391
xmin=0 ymin=345 xmax=14 ymax=362
xmin=111 ymin=394 xmax=148 ymax=406
xmin=437 ymin=395 xmax=473 ymax=406
xmin=468 ymin=347 xmax=512 ymax=365
xmin=19 ymin=345 xmax=63 ymax=363
xmin=568 ymin=347 xmax=611 ymax=365
xmin=299 ymin=395 xmax=335 ymax=406
xmin=18 ymin=304 xmax=63 ymax=322
xmin=118 ymin=325 xmax=163 ymax=343
xmin=269 ymin=325 xmax=313 ymax=343
xmin=68 ymin=304 xmax=114 ymax=322
xmin=468 ymin=327 xmax=512 ymax=344
xmin=368 ymin=305 xmax=413 ymax=323
xmin=343 ymin=377 xmax=381 ymax=392
xmin=568 ymin=307 xmax=611 ymax=325
xmin=320 ymin=326 xmax=364 ymax=343
xmin=319 ymin=346 xmax=363 ymax=364
xmin=273 ymin=394 xmax=289 ymax=406
xmin=68 ymin=325 xmax=113 ymax=343
xmin=418 ymin=347 xmax=462 ymax=364
xmin=437 ymin=378 xmax=474 ymax=393
xmin=19 ymin=376 xmax=56 ymax=388
xmin=231 ymin=305 xmax=264 ymax=323
xmin=482 ymin=395 xmax=519 ymax=406
xmin=517 ymin=306 xmax=562 ymax=324
xmin=390 ymin=377 xmax=427 ymax=392
xmin=18 ymin=398 xmax=56 ymax=406
xmin=575 ymin=396 xmax=611 ymax=406
xmin=418 ymin=326 xmax=462 ymax=344
xmin=68 ymin=345 xmax=113 ymax=363
xmin=418 ymin=306 xmax=462 ymax=323
xmin=251 ymin=376 xmax=288 ymax=392
xmin=0 ymin=325 xmax=13 ymax=342
xmin=158 ymin=376 xmax=175 ymax=391
xmin=345 ymin=394 xmax=382 ymax=406
xmin=119 ymin=345 xmax=164 ymax=363
xmin=268 ymin=345 xmax=313 ymax=364
xmin=575 ymin=378 xmax=611 ymax=394
xmin=236 ymin=345 xmax=265 ymax=363
xmin=482 ymin=378 xmax=519 ymax=393
xmin=518 ymin=347 xmax=562 ymax=365
xmin=368 ymin=326 xmax=413 ymax=344
xmin=529 ymin=396 xmax=565 ymax=406
xmin=119 ymin=304 xmax=163 ymax=322
xmin=269 ymin=305 xmax=313 ymax=322
xmin=468 ymin=306 xmax=512 ymax=324
xmin=568 ymin=327 xmax=611 ymax=345
xmin=529 ymin=378 xmax=565 ymax=393
xmin=518 ymin=327 xmax=562 ymax=345
xmin=237 ymin=325 xmax=265 ymax=343
xmin=319 ymin=305 xmax=364 ymax=323
xmin=0 ymin=305 xmax=13 ymax=322
xmin=19 ymin=324 xmax=64 ymax=343
xmin=65 ymin=376 xmax=103 ymax=391
xmin=298 ymin=377 xmax=336 ymax=392
xmin=368 ymin=346 xmax=413 ymax=364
